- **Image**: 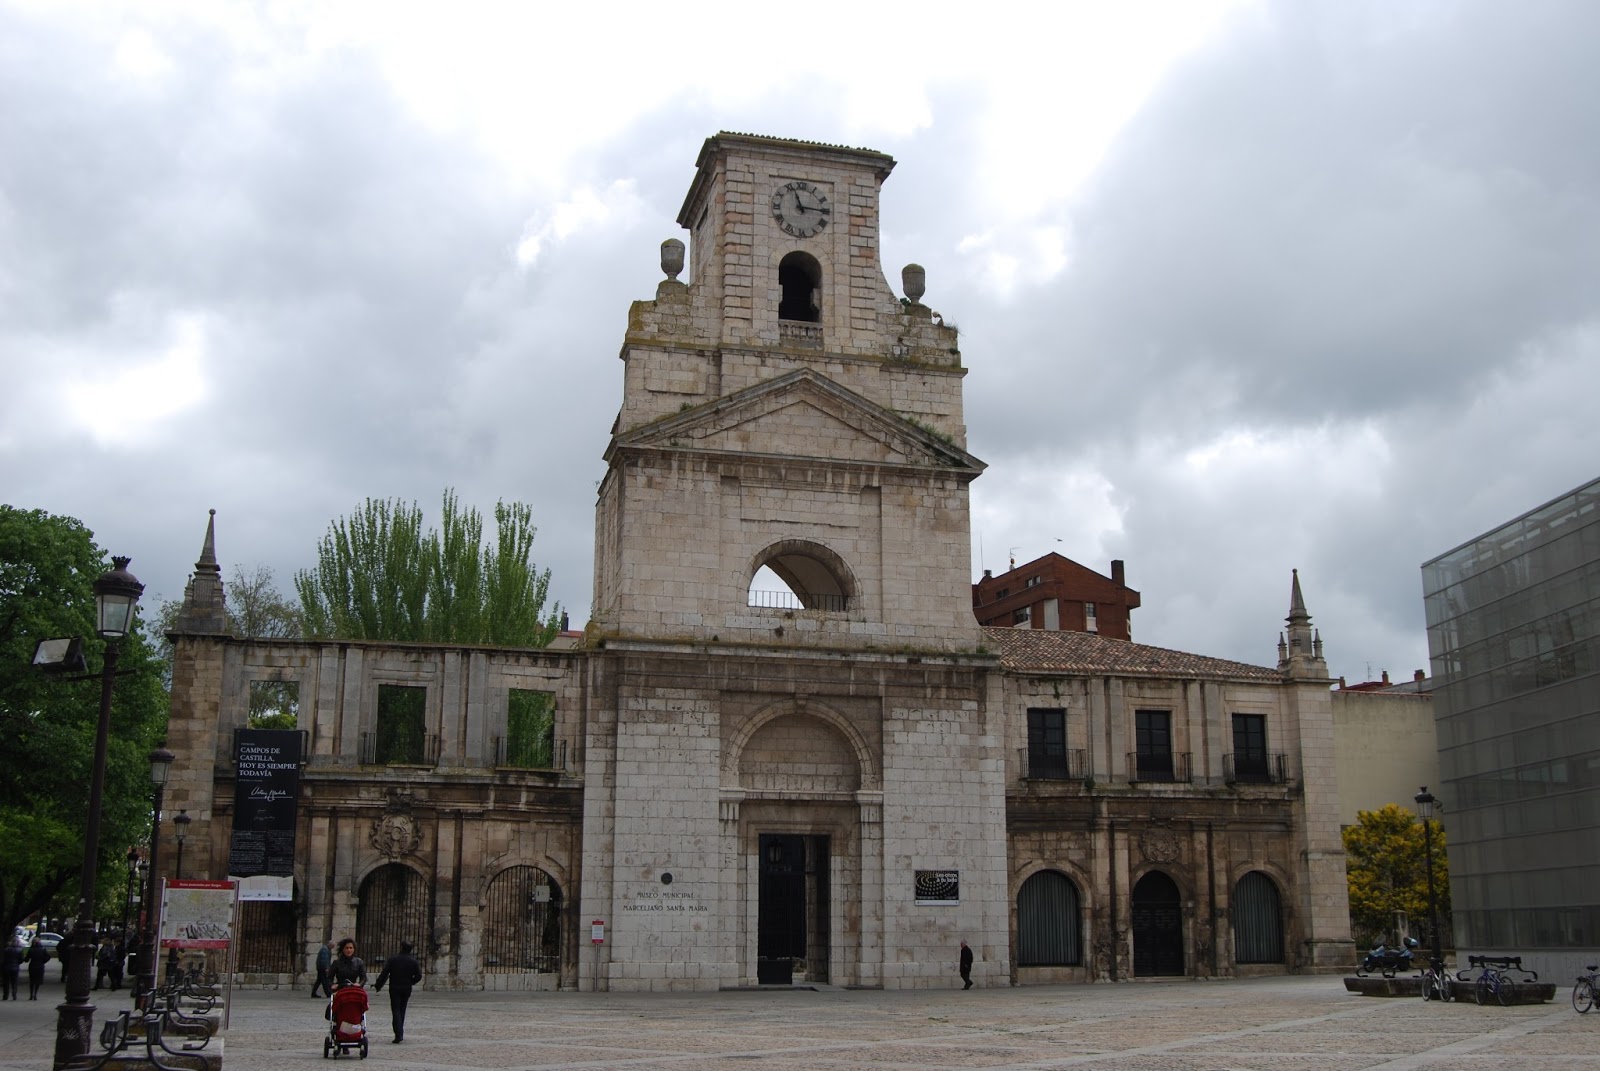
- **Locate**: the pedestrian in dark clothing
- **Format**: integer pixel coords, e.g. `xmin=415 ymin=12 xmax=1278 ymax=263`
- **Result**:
xmin=1 ymin=939 xmax=21 ymax=1000
xmin=373 ymin=941 xmax=422 ymax=1043
xmin=959 ymin=940 xmax=974 ymax=989
xmin=311 ymin=939 xmax=336 ymax=998
xmin=329 ymin=939 xmax=366 ymax=989
xmin=26 ymin=939 xmax=50 ymax=999
xmin=109 ymin=938 xmax=125 ymax=990
xmin=94 ymin=938 xmax=116 ymax=990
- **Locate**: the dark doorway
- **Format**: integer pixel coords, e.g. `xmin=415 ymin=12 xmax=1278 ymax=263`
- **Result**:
xmin=356 ymin=863 xmax=431 ymax=975
xmin=1131 ymin=870 xmax=1184 ymax=976
xmin=758 ymin=833 xmax=829 ymax=984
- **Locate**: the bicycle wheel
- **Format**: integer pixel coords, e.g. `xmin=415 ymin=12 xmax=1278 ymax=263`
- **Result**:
xmin=1475 ymin=975 xmax=1490 ymax=1006
xmin=1573 ymin=978 xmax=1594 ymax=1013
xmin=1495 ymin=975 xmax=1511 ymax=1007
xmin=1421 ymin=971 xmax=1433 ymax=1001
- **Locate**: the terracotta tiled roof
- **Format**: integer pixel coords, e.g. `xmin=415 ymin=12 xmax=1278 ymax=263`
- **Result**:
xmin=984 ymin=627 xmax=1280 ymax=682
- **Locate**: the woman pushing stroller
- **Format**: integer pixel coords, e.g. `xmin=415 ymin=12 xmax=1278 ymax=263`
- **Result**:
xmin=330 ymin=939 xmax=366 ymax=988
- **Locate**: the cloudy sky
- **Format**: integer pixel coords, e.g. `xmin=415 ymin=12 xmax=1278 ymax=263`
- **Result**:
xmin=4 ymin=0 xmax=1596 ymax=684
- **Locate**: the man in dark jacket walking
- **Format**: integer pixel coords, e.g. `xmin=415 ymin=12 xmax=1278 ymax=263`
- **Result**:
xmin=959 ymin=940 xmax=974 ymax=989
xmin=373 ymin=941 xmax=422 ymax=1043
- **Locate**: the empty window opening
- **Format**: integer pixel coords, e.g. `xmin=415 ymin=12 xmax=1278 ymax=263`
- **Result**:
xmin=248 ymin=680 xmax=299 ymax=730
xmin=365 ymin=684 xmax=435 ymax=765
xmin=500 ymin=688 xmax=556 ymax=769
xmin=778 ymin=252 xmax=822 ymax=323
xmin=746 ymin=542 xmax=853 ymax=613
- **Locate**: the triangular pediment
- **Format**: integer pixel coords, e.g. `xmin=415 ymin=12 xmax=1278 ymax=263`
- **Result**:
xmin=613 ymin=370 xmax=983 ymax=471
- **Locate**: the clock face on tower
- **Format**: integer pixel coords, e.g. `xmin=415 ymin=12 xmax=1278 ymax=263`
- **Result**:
xmin=771 ymin=180 xmax=831 ymax=238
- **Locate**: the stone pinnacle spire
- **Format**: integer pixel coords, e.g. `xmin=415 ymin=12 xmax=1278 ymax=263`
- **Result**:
xmin=1278 ymin=568 xmax=1327 ymax=680
xmin=174 ymin=509 xmax=228 ymax=634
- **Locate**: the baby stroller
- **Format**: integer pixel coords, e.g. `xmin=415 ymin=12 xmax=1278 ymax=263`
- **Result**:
xmin=323 ymin=984 xmax=369 ymax=1059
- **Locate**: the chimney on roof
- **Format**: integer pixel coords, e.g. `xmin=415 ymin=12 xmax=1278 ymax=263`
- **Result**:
xmin=1414 ymin=669 xmax=1425 ymax=682
xmin=560 ymin=611 xmax=570 ymax=631
xmin=1338 ymin=676 xmax=1347 ymax=689
xmin=1381 ymin=670 xmax=1390 ymax=685
xmin=1111 ymin=559 xmax=1125 ymax=586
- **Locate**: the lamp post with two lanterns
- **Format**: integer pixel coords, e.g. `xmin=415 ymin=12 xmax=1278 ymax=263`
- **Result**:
xmin=44 ymin=556 xmax=142 ymax=1070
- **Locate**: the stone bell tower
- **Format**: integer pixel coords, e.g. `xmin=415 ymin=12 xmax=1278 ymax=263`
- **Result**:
xmin=592 ymin=132 xmax=984 ymax=652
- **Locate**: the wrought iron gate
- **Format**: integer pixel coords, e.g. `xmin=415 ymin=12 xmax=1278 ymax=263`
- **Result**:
xmin=1232 ymin=871 xmax=1284 ymax=963
xmin=483 ymin=866 xmax=562 ymax=974
xmin=235 ymin=900 xmax=296 ymax=974
xmin=356 ymin=863 xmax=431 ymax=972
xmin=1131 ymin=870 xmax=1185 ymax=976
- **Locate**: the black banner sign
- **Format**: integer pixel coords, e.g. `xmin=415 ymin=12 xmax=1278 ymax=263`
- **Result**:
xmin=227 ymin=729 xmax=303 ymax=877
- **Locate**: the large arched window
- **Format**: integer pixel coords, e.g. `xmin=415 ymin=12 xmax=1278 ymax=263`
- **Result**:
xmin=1232 ymin=871 xmax=1284 ymax=964
xmin=1017 ymin=871 xmax=1082 ymax=966
xmin=483 ymin=866 xmax=563 ymax=975
xmin=778 ymin=251 xmax=822 ymax=323
xmin=746 ymin=540 xmax=854 ymax=612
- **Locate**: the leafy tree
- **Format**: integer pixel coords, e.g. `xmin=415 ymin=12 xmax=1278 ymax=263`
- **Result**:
xmin=1344 ymin=802 xmax=1452 ymax=947
xmin=0 ymin=506 xmax=169 ymax=930
xmin=295 ymin=490 xmax=562 ymax=647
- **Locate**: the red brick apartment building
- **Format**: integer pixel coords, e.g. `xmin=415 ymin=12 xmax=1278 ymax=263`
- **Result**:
xmin=972 ymin=552 xmax=1141 ymax=640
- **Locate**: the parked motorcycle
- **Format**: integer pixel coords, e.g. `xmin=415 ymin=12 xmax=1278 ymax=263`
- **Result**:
xmin=1356 ymin=937 xmax=1419 ymax=977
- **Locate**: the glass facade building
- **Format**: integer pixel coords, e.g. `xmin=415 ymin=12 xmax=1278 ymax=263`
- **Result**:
xmin=1422 ymin=477 xmax=1600 ymax=978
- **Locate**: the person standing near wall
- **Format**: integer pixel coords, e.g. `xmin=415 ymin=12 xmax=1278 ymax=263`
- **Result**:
xmin=959 ymin=940 xmax=974 ymax=990
xmin=311 ymin=939 xmax=335 ymax=998
xmin=373 ymin=940 xmax=422 ymax=1043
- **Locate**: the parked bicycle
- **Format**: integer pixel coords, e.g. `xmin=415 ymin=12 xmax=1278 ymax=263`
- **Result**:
xmin=1421 ymin=961 xmax=1454 ymax=1002
xmin=1575 ymin=965 xmax=1598 ymax=1013
xmin=1475 ymin=964 xmax=1510 ymax=1006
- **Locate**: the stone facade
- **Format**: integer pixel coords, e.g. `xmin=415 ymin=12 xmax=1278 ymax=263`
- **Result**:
xmin=161 ymin=133 xmax=1352 ymax=993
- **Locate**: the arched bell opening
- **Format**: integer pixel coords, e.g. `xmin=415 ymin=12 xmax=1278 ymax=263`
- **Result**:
xmin=746 ymin=539 xmax=856 ymax=613
xmin=778 ymin=251 xmax=822 ymax=324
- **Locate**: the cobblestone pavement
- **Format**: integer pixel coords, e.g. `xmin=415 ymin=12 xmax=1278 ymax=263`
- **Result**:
xmin=1 ymin=977 xmax=1596 ymax=1071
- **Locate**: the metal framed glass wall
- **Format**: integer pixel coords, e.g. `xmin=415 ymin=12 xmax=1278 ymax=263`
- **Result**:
xmin=1422 ymin=477 xmax=1600 ymax=973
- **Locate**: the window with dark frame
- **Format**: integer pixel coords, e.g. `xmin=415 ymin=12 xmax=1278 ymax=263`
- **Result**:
xmin=1013 ymin=606 xmax=1032 ymax=625
xmin=1134 ymin=709 xmax=1173 ymax=780
xmin=1026 ymin=708 xmax=1068 ymax=779
xmin=1231 ymin=713 xmax=1269 ymax=782
xmin=375 ymin=685 xmax=427 ymax=764
xmin=505 ymin=688 xmax=556 ymax=768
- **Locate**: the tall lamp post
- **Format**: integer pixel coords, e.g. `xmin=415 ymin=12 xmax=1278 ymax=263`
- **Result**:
xmin=135 ymin=746 xmax=176 ymax=1005
xmin=1415 ymin=786 xmax=1444 ymax=976
xmin=52 ymin=556 xmax=142 ymax=1070
xmin=173 ymin=810 xmax=191 ymax=880
xmin=120 ymin=849 xmax=140 ymax=939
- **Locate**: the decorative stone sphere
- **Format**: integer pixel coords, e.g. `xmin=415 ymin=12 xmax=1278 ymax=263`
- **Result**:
xmin=902 ymin=263 xmax=926 ymax=303
xmin=661 ymin=239 xmax=685 ymax=281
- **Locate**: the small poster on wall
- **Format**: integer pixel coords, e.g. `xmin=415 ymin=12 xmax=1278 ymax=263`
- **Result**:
xmin=914 ymin=870 xmax=960 ymax=905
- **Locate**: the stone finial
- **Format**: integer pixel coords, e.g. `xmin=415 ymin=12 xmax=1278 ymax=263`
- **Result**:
xmin=173 ymin=509 xmax=229 ymax=635
xmin=902 ymin=263 xmax=926 ymax=303
xmin=661 ymin=239 xmax=685 ymax=281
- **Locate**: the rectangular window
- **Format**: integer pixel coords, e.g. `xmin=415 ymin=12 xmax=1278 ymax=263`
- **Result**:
xmin=375 ymin=685 xmax=427 ymax=765
xmin=1232 ymin=713 xmax=1270 ymax=782
xmin=504 ymin=689 xmax=556 ymax=769
xmin=1084 ymin=602 xmax=1098 ymax=632
xmin=1027 ymin=708 xmax=1068 ymax=779
xmin=1135 ymin=709 xmax=1173 ymax=780
xmin=248 ymin=680 xmax=299 ymax=730
xmin=1013 ymin=606 xmax=1032 ymax=625
xmin=1026 ymin=575 xmax=1042 ymax=588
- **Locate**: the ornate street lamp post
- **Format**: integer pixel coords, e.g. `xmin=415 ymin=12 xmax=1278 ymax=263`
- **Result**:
xmin=135 ymin=746 xmax=176 ymax=1005
xmin=1415 ymin=786 xmax=1444 ymax=976
xmin=121 ymin=849 xmax=139 ymax=938
xmin=173 ymin=810 xmax=191 ymax=880
xmin=53 ymin=557 xmax=142 ymax=1070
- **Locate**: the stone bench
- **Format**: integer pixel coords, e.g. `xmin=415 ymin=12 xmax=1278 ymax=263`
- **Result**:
xmin=1344 ymin=976 xmax=1556 ymax=1003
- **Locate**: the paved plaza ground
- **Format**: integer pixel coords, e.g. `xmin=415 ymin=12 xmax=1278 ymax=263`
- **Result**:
xmin=0 ymin=976 xmax=1595 ymax=1071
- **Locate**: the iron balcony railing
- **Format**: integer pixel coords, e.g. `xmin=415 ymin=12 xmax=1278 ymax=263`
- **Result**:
xmin=359 ymin=731 xmax=441 ymax=766
xmin=747 ymin=589 xmax=850 ymax=612
xmin=492 ymin=736 xmax=568 ymax=771
xmin=1127 ymin=751 xmax=1191 ymax=783
xmin=1224 ymin=752 xmax=1289 ymax=785
xmin=1019 ymin=747 xmax=1089 ymax=782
